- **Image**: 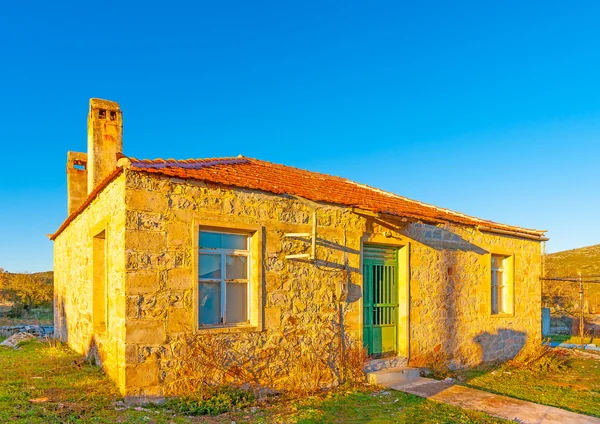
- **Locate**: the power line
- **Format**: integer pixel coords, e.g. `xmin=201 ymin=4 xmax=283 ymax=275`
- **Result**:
xmin=547 ymin=274 xmax=600 ymax=279
xmin=541 ymin=277 xmax=600 ymax=283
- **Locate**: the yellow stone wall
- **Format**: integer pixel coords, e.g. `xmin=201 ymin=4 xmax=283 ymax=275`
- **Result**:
xmin=54 ymin=168 xmax=542 ymax=396
xmin=121 ymin=170 xmax=542 ymax=395
xmin=53 ymin=173 xmax=127 ymax=391
xmin=405 ymin=223 xmax=542 ymax=369
xmin=122 ymin=170 xmax=365 ymax=396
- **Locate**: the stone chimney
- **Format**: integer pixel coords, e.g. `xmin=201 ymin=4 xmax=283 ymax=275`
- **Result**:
xmin=87 ymin=98 xmax=123 ymax=193
xmin=67 ymin=151 xmax=88 ymax=214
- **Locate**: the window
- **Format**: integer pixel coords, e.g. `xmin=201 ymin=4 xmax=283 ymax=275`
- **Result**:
xmin=93 ymin=230 xmax=107 ymax=332
xmin=491 ymin=255 xmax=512 ymax=315
xmin=198 ymin=230 xmax=250 ymax=325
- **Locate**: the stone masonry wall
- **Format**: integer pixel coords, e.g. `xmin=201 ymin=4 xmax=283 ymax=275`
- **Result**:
xmin=122 ymin=169 xmax=542 ymax=396
xmin=53 ymin=173 xmax=127 ymax=390
xmin=406 ymin=223 xmax=542 ymax=369
xmin=123 ymin=170 xmax=364 ymax=396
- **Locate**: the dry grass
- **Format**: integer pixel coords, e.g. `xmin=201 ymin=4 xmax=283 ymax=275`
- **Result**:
xmin=411 ymin=349 xmax=451 ymax=379
xmin=459 ymin=349 xmax=600 ymax=418
xmin=0 ymin=338 xmax=509 ymax=423
xmin=164 ymin=318 xmax=368 ymax=398
xmin=506 ymin=341 xmax=568 ymax=372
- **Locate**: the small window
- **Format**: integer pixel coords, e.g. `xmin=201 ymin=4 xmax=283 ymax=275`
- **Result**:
xmin=198 ymin=230 xmax=250 ymax=325
xmin=93 ymin=230 xmax=107 ymax=332
xmin=491 ymin=255 xmax=512 ymax=315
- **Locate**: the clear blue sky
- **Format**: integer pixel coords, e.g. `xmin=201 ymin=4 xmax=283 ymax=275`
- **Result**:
xmin=1 ymin=1 xmax=599 ymax=272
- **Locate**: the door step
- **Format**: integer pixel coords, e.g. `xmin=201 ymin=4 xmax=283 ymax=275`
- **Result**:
xmin=364 ymin=356 xmax=408 ymax=373
xmin=366 ymin=366 xmax=421 ymax=386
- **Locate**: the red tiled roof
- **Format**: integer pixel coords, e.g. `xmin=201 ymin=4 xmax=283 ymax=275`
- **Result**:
xmin=125 ymin=156 xmax=546 ymax=238
xmin=50 ymin=168 xmax=124 ymax=240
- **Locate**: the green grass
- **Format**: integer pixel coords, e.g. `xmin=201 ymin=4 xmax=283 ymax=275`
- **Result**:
xmin=458 ymin=354 xmax=600 ymax=417
xmin=0 ymin=306 xmax=53 ymax=326
xmin=162 ymin=386 xmax=255 ymax=416
xmin=0 ymin=340 xmax=508 ymax=423
xmin=0 ymin=339 xmax=187 ymax=423
xmin=258 ymin=389 xmax=508 ymax=424
xmin=548 ymin=334 xmax=600 ymax=345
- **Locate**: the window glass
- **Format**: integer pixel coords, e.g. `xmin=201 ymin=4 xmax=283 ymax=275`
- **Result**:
xmin=492 ymin=256 xmax=504 ymax=270
xmin=497 ymin=281 xmax=505 ymax=313
xmin=226 ymin=282 xmax=248 ymax=324
xmin=221 ymin=233 xmax=247 ymax=250
xmin=199 ymin=232 xmax=221 ymax=249
xmin=226 ymin=255 xmax=248 ymax=280
xmin=491 ymin=255 xmax=509 ymax=314
xmin=199 ymin=282 xmax=221 ymax=325
xmin=199 ymin=232 xmax=247 ymax=250
xmin=198 ymin=230 xmax=250 ymax=326
xmin=199 ymin=254 xmax=221 ymax=279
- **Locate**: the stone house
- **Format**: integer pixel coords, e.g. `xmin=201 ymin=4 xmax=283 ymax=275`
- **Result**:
xmin=51 ymin=98 xmax=547 ymax=397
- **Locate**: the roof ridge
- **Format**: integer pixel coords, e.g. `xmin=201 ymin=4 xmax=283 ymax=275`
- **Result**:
xmin=129 ymin=155 xmax=353 ymax=182
xmin=128 ymin=156 xmax=244 ymax=163
xmin=128 ymin=156 xmax=249 ymax=170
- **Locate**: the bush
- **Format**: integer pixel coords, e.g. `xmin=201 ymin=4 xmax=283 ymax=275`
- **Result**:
xmin=0 ymin=272 xmax=53 ymax=311
xmin=506 ymin=342 xmax=568 ymax=373
xmin=164 ymin=386 xmax=255 ymax=416
xmin=411 ymin=349 xmax=451 ymax=380
xmin=164 ymin=316 xmax=367 ymax=397
xmin=4 ymin=304 xmax=27 ymax=318
xmin=0 ymin=305 xmax=53 ymax=321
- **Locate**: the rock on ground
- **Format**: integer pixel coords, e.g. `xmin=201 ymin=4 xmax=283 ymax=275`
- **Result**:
xmin=0 ymin=325 xmax=53 ymax=338
xmin=0 ymin=332 xmax=38 ymax=348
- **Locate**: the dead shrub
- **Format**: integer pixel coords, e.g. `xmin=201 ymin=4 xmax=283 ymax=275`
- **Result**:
xmin=164 ymin=315 xmax=367 ymax=398
xmin=161 ymin=385 xmax=255 ymax=416
xmin=506 ymin=341 xmax=568 ymax=373
xmin=411 ymin=349 xmax=450 ymax=379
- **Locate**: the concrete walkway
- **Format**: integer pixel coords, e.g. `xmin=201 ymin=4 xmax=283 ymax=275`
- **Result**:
xmin=390 ymin=378 xmax=600 ymax=424
xmin=546 ymin=341 xmax=600 ymax=353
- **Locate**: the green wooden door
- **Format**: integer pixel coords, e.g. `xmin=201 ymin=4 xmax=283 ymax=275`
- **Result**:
xmin=363 ymin=245 xmax=398 ymax=357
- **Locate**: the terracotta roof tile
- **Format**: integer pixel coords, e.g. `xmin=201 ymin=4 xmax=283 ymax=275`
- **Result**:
xmin=127 ymin=156 xmax=546 ymax=238
xmin=50 ymin=167 xmax=124 ymax=240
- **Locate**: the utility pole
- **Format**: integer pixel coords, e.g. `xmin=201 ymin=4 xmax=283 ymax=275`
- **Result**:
xmin=579 ymin=272 xmax=584 ymax=348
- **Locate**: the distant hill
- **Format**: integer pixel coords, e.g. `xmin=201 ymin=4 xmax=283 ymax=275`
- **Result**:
xmin=545 ymin=244 xmax=600 ymax=277
xmin=0 ymin=271 xmax=53 ymax=279
xmin=30 ymin=271 xmax=54 ymax=281
xmin=544 ymin=245 xmax=600 ymax=314
xmin=0 ymin=271 xmax=54 ymax=310
xmin=0 ymin=271 xmax=53 ymax=283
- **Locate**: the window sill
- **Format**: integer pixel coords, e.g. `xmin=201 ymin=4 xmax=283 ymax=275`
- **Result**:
xmin=490 ymin=312 xmax=515 ymax=318
xmin=196 ymin=325 xmax=258 ymax=334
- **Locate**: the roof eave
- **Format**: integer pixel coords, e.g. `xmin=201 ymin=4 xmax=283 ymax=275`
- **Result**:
xmin=49 ymin=167 xmax=124 ymax=241
xmin=477 ymin=225 xmax=548 ymax=242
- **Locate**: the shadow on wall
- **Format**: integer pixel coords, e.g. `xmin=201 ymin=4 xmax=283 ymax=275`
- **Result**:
xmin=408 ymin=223 xmax=488 ymax=254
xmin=288 ymin=235 xmax=361 ymax=273
xmin=86 ymin=334 xmax=103 ymax=367
xmin=442 ymin=249 xmax=459 ymax=367
xmin=55 ymin=297 xmax=68 ymax=342
xmin=473 ymin=329 xmax=527 ymax=364
xmin=287 ymin=232 xmax=363 ymax=303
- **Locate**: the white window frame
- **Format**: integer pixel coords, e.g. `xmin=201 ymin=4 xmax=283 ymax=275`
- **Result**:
xmin=491 ymin=255 xmax=507 ymax=315
xmin=198 ymin=229 xmax=251 ymax=326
